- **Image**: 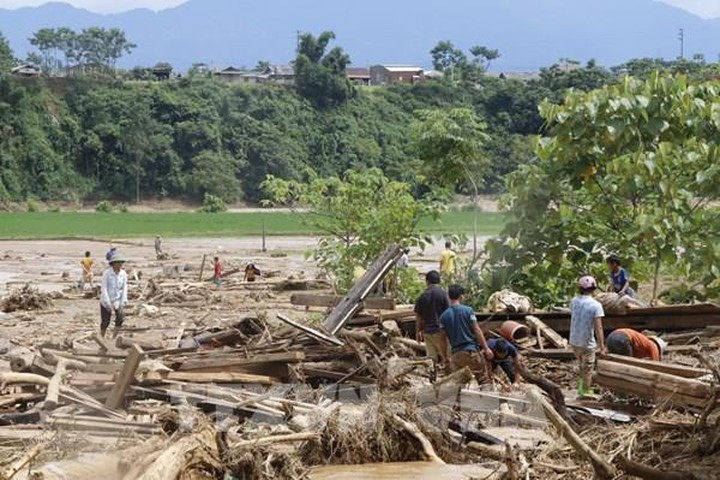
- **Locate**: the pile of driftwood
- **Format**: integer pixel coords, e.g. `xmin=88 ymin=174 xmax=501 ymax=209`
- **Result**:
xmin=0 ymin=284 xmax=56 ymax=313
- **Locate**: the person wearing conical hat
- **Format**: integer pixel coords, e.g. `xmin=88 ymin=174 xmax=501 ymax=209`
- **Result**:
xmin=100 ymin=251 xmax=128 ymax=337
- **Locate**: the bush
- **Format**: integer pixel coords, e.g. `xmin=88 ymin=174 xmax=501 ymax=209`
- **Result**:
xmin=95 ymin=201 xmax=113 ymax=213
xmin=25 ymin=199 xmax=40 ymax=212
xmin=118 ymin=203 xmax=129 ymax=213
xmin=199 ymin=193 xmax=227 ymax=213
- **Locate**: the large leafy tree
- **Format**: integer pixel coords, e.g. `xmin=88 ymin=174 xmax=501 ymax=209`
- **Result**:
xmin=410 ymin=108 xmax=490 ymax=259
xmin=295 ymin=31 xmax=354 ymax=108
xmin=263 ymin=168 xmax=440 ymax=290
xmin=487 ymin=74 xmax=720 ymax=304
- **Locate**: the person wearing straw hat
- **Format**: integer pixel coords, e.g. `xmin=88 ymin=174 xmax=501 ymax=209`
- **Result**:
xmin=100 ymin=251 xmax=128 ymax=337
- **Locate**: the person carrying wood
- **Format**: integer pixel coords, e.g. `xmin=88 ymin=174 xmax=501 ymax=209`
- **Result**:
xmin=100 ymin=251 xmax=128 ymax=338
xmin=569 ymin=275 xmax=606 ymax=397
xmin=486 ymin=338 xmax=523 ymax=385
xmin=438 ymin=284 xmax=493 ymax=385
xmin=414 ymin=270 xmax=450 ymax=365
xmin=606 ymin=328 xmax=666 ymax=361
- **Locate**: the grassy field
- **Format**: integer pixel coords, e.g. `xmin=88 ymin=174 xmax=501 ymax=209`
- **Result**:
xmin=0 ymin=211 xmax=505 ymax=239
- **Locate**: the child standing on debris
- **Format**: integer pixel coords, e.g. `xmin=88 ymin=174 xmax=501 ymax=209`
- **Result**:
xmin=100 ymin=251 xmax=128 ymax=338
xmin=438 ymin=284 xmax=493 ymax=385
xmin=80 ymin=251 xmax=94 ymax=289
xmin=213 ymin=256 xmax=222 ymax=287
xmin=606 ymin=255 xmax=635 ymax=298
xmin=570 ymin=275 xmax=606 ymax=396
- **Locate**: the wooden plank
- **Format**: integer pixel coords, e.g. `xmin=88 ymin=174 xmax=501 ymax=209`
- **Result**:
xmin=594 ymin=375 xmax=707 ymax=408
xmin=300 ymin=367 xmax=376 ymax=384
xmin=178 ymin=351 xmax=305 ymax=371
xmin=92 ymin=332 xmax=112 ymax=352
xmin=276 ymin=314 xmax=344 ymax=346
xmin=526 ymin=315 xmax=568 ymax=349
xmin=291 ymin=293 xmax=395 ymax=310
xmin=105 ymin=344 xmax=144 ymax=410
xmin=323 ymin=244 xmax=403 ymax=335
xmin=525 ymin=348 xmax=574 ymax=360
xmin=141 ymin=371 xmax=280 ymax=385
xmin=604 ymin=354 xmax=710 ymax=379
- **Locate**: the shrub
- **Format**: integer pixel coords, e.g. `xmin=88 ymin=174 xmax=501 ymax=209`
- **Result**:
xmin=25 ymin=199 xmax=40 ymax=212
xmin=118 ymin=203 xmax=129 ymax=213
xmin=199 ymin=193 xmax=227 ymax=213
xmin=95 ymin=201 xmax=113 ymax=213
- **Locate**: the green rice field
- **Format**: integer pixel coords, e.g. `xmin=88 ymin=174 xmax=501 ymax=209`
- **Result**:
xmin=0 ymin=210 xmax=506 ymax=239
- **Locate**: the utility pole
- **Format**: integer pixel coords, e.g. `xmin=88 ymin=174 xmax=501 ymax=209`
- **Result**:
xmin=678 ymin=28 xmax=685 ymax=59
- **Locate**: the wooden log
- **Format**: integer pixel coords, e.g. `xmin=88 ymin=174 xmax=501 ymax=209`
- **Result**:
xmin=3 ymin=443 xmax=43 ymax=479
xmin=92 ymin=332 xmax=112 ymax=352
xmin=617 ymin=455 xmax=698 ymax=480
xmin=231 ymin=432 xmax=319 ymax=448
xmin=115 ymin=336 xmax=163 ymax=351
xmin=105 ymin=344 xmax=144 ymax=410
xmin=526 ymin=315 xmax=568 ymax=349
xmin=178 ymin=351 xmax=305 ymax=372
xmin=276 ymin=314 xmax=343 ymax=346
xmin=594 ymin=375 xmax=708 ymax=408
xmin=9 ymin=353 xmax=37 ymax=373
xmin=392 ymin=414 xmax=445 ymax=464
xmin=141 ymin=371 xmax=280 ymax=385
xmin=44 ymin=359 xmax=68 ymax=411
xmin=528 ymin=387 xmax=616 ymax=479
xmin=323 ymin=244 xmax=403 ymax=335
xmin=0 ymin=372 xmax=49 ymax=387
xmin=596 ymin=360 xmax=712 ymax=399
xmin=291 ymin=293 xmax=395 ymax=310
xmin=524 ymin=348 xmax=575 ymax=360
xmin=605 ymin=354 xmax=710 ymax=379
xmin=136 ymin=424 xmax=219 ymax=480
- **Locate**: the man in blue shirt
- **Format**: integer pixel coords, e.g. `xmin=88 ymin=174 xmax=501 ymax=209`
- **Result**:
xmin=487 ymin=338 xmax=523 ymax=385
xmin=606 ymin=255 xmax=635 ymax=298
xmin=570 ymin=275 xmax=607 ymax=396
xmin=438 ymin=284 xmax=492 ymax=385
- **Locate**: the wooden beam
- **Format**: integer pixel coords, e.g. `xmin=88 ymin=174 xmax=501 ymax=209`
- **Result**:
xmin=604 ymin=354 xmax=710 ymax=379
xmin=291 ymin=293 xmax=395 ymax=310
xmin=105 ymin=344 xmax=144 ymax=410
xmin=276 ymin=314 xmax=344 ymax=346
xmin=178 ymin=351 xmax=305 ymax=372
xmin=323 ymin=244 xmax=403 ymax=335
xmin=526 ymin=315 xmax=568 ymax=349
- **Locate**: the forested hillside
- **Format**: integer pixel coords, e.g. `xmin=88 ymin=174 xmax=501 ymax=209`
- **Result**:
xmin=1 ymin=39 xmax=716 ymax=205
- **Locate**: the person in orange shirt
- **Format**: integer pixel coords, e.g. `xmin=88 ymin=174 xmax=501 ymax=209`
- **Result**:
xmin=606 ymin=328 xmax=666 ymax=361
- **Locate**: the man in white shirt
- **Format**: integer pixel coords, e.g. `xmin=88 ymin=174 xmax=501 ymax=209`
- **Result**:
xmin=100 ymin=251 xmax=129 ymax=337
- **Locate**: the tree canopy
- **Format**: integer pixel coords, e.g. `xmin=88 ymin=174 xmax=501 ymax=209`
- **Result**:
xmin=295 ymin=31 xmax=354 ymax=108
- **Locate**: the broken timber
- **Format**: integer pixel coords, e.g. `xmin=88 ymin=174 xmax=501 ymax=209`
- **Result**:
xmin=291 ymin=293 xmax=395 ymax=310
xmin=525 ymin=315 xmax=568 ymax=349
xmin=105 ymin=344 xmax=144 ymax=410
xmin=276 ymin=314 xmax=344 ymax=346
xmin=323 ymin=244 xmax=403 ymax=335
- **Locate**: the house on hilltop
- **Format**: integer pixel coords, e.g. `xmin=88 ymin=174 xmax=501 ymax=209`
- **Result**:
xmin=370 ymin=65 xmax=424 ymax=85
xmin=346 ymin=67 xmax=371 ymax=86
xmin=214 ymin=66 xmax=270 ymax=84
xmin=11 ymin=64 xmax=41 ymax=77
xmin=268 ymin=65 xmax=295 ymax=85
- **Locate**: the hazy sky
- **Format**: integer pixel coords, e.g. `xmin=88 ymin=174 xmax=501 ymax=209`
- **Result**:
xmin=0 ymin=0 xmax=718 ymax=18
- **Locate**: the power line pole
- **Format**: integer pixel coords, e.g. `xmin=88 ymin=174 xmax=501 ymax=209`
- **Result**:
xmin=678 ymin=28 xmax=685 ymax=59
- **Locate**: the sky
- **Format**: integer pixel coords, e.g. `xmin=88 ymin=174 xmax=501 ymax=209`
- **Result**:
xmin=0 ymin=0 xmax=718 ymax=18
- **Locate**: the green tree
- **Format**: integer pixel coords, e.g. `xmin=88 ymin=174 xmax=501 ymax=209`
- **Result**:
xmin=430 ymin=40 xmax=467 ymax=77
xmin=263 ymin=168 xmax=440 ymax=290
xmin=469 ymin=45 xmax=500 ymax=71
xmin=0 ymin=31 xmax=14 ymax=73
xmin=410 ymin=108 xmax=490 ymax=259
xmin=29 ymin=28 xmax=61 ymax=74
xmin=488 ymin=74 xmax=720 ymax=304
xmin=295 ymin=31 xmax=354 ymax=108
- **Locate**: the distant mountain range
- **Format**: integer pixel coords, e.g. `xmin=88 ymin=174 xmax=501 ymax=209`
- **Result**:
xmin=1 ymin=0 xmax=719 ymax=71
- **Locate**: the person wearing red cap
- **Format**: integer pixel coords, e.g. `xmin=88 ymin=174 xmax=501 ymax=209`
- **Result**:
xmin=569 ymin=275 xmax=606 ymax=396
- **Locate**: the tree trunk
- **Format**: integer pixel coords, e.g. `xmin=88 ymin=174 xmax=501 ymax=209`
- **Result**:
xmin=652 ymin=248 xmax=662 ymax=301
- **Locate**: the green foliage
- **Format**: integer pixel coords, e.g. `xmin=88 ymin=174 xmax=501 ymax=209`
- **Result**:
xmin=25 ymin=199 xmax=39 ymax=212
xmin=263 ymin=168 xmax=441 ymax=290
xmin=487 ymin=74 xmax=720 ymax=305
xmin=200 ymin=193 xmax=227 ymax=213
xmin=95 ymin=200 xmax=112 ymax=212
xmin=295 ymin=31 xmax=354 ymax=109
xmin=29 ymin=27 xmax=135 ymax=74
xmin=0 ymin=31 xmax=14 ymax=73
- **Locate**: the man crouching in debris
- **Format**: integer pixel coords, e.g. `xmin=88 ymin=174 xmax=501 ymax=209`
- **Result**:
xmin=438 ymin=284 xmax=493 ymax=385
xmin=607 ymin=328 xmax=666 ymax=361
xmin=100 ymin=251 xmax=128 ymax=338
xmin=570 ymin=275 xmax=607 ymax=397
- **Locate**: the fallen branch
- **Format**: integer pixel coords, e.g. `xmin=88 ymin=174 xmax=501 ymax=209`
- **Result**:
xmin=617 ymin=455 xmax=698 ymax=480
xmin=527 ymin=387 xmax=616 ymax=479
xmin=231 ymin=432 xmax=319 ymax=449
xmin=391 ymin=414 xmax=445 ymax=464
